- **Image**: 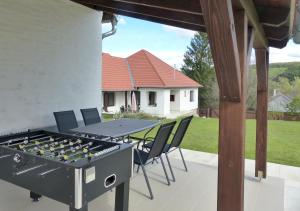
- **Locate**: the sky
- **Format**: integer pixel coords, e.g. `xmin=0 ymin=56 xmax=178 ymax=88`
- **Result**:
xmin=102 ymin=16 xmax=300 ymax=68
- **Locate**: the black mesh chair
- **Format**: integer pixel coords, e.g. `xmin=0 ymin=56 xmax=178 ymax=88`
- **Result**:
xmin=53 ymin=110 xmax=78 ymax=132
xmin=133 ymin=121 xmax=176 ymax=200
xmin=143 ymin=116 xmax=193 ymax=182
xmin=80 ymin=108 xmax=101 ymax=126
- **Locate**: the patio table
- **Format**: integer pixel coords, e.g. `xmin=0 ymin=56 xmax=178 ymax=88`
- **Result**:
xmin=71 ymin=118 xmax=160 ymax=140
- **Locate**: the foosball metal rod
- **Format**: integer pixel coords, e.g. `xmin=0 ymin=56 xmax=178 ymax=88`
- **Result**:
xmin=24 ymin=138 xmax=69 ymax=150
xmin=15 ymin=164 xmax=47 ymax=176
xmin=8 ymin=140 xmax=29 ymax=147
xmin=17 ymin=135 xmax=52 ymax=146
xmin=32 ymin=139 xmax=69 ymax=151
xmin=65 ymin=145 xmax=104 ymax=163
xmin=0 ymin=134 xmax=49 ymax=146
xmin=45 ymin=142 xmax=92 ymax=159
xmin=43 ymin=140 xmax=85 ymax=156
xmin=62 ymin=143 xmax=94 ymax=161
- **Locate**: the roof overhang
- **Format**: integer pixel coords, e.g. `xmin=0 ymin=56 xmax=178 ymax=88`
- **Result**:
xmin=71 ymin=0 xmax=298 ymax=49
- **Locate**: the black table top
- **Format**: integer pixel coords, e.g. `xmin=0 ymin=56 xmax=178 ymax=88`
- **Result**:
xmin=71 ymin=118 xmax=160 ymax=138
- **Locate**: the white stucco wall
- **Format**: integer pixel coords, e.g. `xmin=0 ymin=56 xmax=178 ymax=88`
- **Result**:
xmin=104 ymin=91 xmax=131 ymax=113
xmin=138 ymin=88 xmax=198 ymax=117
xmin=0 ymin=0 xmax=102 ymax=133
xmin=139 ymin=88 xmax=170 ymax=117
xmin=179 ymin=88 xmax=199 ymax=112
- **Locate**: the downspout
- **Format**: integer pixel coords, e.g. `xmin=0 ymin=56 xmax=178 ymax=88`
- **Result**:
xmin=102 ymin=14 xmax=118 ymax=39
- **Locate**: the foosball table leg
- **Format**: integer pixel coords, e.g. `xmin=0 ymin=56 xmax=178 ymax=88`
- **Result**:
xmin=30 ymin=191 xmax=42 ymax=202
xmin=115 ymin=180 xmax=130 ymax=211
xmin=69 ymin=205 xmax=88 ymax=211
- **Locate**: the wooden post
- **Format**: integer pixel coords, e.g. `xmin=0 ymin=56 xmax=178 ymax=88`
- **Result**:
xmin=255 ymin=49 xmax=269 ymax=179
xmin=217 ymin=11 xmax=248 ymax=211
xmin=200 ymin=0 xmax=252 ymax=209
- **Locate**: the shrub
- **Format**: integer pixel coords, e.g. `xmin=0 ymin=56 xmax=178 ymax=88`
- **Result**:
xmin=112 ymin=112 xmax=164 ymax=120
xmin=287 ymin=97 xmax=300 ymax=115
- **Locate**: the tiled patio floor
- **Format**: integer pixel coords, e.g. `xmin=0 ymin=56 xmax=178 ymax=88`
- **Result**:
xmin=0 ymin=149 xmax=289 ymax=211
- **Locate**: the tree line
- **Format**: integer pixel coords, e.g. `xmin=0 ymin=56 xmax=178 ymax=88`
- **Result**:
xmin=182 ymin=32 xmax=300 ymax=113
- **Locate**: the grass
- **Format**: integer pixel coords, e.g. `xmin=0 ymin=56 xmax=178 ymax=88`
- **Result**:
xmin=103 ymin=114 xmax=300 ymax=167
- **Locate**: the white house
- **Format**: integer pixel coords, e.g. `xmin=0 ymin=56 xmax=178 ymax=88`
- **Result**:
xmin=268 ymin=90 xmax=292 ymax=112
xmin=102 ymin=50 xmax=201 ymax=117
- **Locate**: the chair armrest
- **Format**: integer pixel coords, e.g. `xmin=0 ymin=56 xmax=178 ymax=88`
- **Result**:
xmin=129 ymin=136 xmax=146 ymax=149
xmin=129 ymin=136 xmax=144 ymax=141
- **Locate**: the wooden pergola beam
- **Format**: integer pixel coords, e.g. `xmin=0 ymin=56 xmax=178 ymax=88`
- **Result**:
xmin=200 ymin=0 xmax=241 ymax=102
xmin=255 ymin=48 xmax=269 ymax=179
xmin=237 ymin=0 xmax=268 ymax=49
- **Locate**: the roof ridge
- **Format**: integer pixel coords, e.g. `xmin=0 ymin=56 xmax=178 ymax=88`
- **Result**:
xmin=141 ymin=50 xmax=166 ymax=87
xmin=125 ymin=58 xmax=136 ymax=89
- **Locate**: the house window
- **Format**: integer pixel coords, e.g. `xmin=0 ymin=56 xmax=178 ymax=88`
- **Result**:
xmin=104 ymin=92 xmax=115 ymax=106
xmin=190 ymin=90 xmax=194 ymax=102
xmin=170 ymin=95 xmax=175 ymax=102
xmin=148 ymin=92 xmax=157 ymax=106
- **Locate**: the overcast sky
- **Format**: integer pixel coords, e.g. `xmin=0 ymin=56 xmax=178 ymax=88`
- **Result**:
xmin=103 ymin=16 xmax=300 ymax=68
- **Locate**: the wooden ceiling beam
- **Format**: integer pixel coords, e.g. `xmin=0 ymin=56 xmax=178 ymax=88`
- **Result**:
xmin=96 ymin=6 xmax=205 ymax=31
xmin=268 ymin=37 xmax=290 ymax=48
xmin=264 ymin=25 xmax=289 ymax=40
xmin=73 ymin=0 xmax=205 ymax=31
xmin=72 ymin=0 xmax=202 ymax=15
xmin=254 ymin=0 xmax=291 ymax=8
xmin=258 ymin=6 xmax=290 ymax=26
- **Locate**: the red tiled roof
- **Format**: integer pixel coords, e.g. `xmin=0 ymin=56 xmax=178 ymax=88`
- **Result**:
xmin=102 ymin=53 xmax=134 ymax=91
xmin=102 ymin=50 xmax=201 ymax=91
xmin=128 ymin=50 xmax=201 ymax=88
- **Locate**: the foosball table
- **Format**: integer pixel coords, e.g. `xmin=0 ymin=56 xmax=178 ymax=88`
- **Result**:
xmin=0 ymin=130 xmax=133 ymax=211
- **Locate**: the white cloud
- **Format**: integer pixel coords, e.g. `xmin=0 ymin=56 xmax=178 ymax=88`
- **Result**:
xmin=102 ymin=23 xmax=112 ymax=32
xmin=269 ymin=41 xmax=300 ymax=63
xmin=250 ymin=41 xmax=300 ymax=64
xmin=162 ymin=25 xmax=196 ymax=39
xmin=118 ymin=17 xmax=126 ymax=25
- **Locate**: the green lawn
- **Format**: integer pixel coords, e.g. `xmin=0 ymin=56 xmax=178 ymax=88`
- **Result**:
xmin=104 ymin=114 xmax=300 ymax=167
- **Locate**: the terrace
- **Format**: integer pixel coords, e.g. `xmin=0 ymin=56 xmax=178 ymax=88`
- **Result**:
xmin=0 ymin=0 xmax=300 ymax=211
xmin=1 ymin=149 xmax=300 ymax=210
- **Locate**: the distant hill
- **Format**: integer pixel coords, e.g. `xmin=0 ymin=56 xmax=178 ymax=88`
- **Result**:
xmin=250 ymin=62 xmax=300 ymax=82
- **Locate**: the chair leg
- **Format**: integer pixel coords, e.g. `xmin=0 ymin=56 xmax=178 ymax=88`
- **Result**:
xmin=159 ymin=156 xmax=170 ymax=186
xmin=165 ymin=154 xmax=175 ymax=182
xmin=179 ymin=147 xmax=188 ymax=172
xmin=140 ymin=164 xmax=154 ymax=200
xmin=136 ymin=165 xmax=140 ymax=173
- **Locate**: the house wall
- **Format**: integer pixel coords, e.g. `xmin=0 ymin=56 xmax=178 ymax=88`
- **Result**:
xmin=138 ymin=88 xmax=198 ymax=117
xmin=0 ymin=0 xmax=102 ymax=133
xmin=139 ymin=88 xmax=170 ymax=117
xmin=103 ymin=91 xmax=131 ymax=113
xmin=179 ymin=88 xmax=199 ymax=112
